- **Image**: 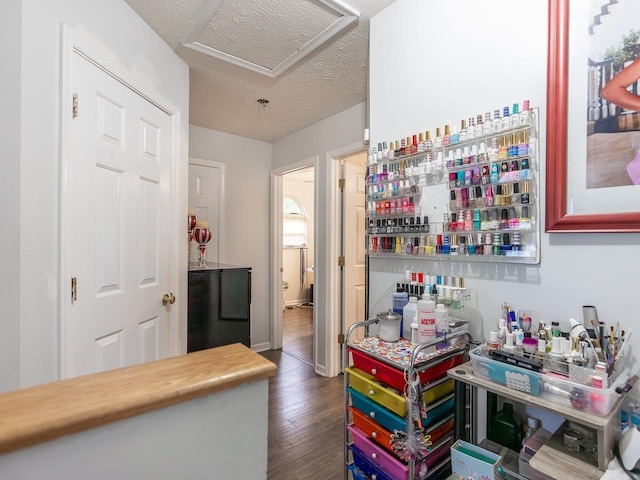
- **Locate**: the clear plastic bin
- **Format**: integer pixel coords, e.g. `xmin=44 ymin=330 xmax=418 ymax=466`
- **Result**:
xmin=469 ymin=345 xmax=626 ymax=416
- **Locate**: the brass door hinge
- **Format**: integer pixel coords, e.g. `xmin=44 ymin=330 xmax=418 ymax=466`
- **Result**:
xmin=338 ymin=256 xmax=345 ymax=267
xmin=338 ymin=178 xmax=345 ymax=190
xmin=72 ymin=93 xmax=78 ymax=118
xmin=71 ymin=277 xmax=77 ymax=302
xmin=338 ymin=333 xmax=345 ymax=344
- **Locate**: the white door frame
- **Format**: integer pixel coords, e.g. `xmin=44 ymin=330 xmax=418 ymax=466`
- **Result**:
xmin=270 ymin=141 xmax=365 ymax=378
xmin=188 ymin=157 xmax=226 ymax=264
xmin=58 ymin=25 xmax=184 ymax=378
xmin=269 ymin=158 xmax=317 ymax=354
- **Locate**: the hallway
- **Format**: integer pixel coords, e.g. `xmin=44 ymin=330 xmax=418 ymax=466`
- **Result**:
xmin=261 ymin=349 xmax=344 ymax=479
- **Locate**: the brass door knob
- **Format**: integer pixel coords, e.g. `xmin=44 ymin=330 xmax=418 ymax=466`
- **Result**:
xmin=162 ymin=292 xmax=176 ymax=305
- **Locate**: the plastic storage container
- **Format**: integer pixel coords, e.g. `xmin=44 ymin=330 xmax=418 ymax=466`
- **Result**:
xmin=469 ymin=345 xmax=625 ymax=416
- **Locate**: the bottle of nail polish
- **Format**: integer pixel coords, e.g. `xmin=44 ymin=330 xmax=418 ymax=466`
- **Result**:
xmin=442 ymin=235 xmax=451 ymax=254
xmin=511 ymin=103 xmax=520 ymax=128
xmin=411 ymin=135 xmax=418 ymax=155
xmin=417 ymin=133 xmax=424 ymax=153
xmin=449 ymin=235 xmax=458 ymax=255
xmin=434 ymin=128 xmax=443 ymax=149
xmin=475 ymin=186 xmax=484 ymax=208
xmin=399 ymin=138 xmax=406 ymax=157
xmin=443 ymin=125 xmax=451 ymax=146
xmin=488 ymin=137 xmax=499 ymax=162
xmin=451 ymin=123 xmax=460 ymax=145
xmin=481 ymin=165 xmax=490 ymax=185
xmin=520 ymin=206 xmax=531 ymax=230
xmin=484 ymin=186 xmax=494 ymax=207
xmin=481 ymin=210 xmax=490 ymax=231
xmin=484 ymin=233 xmax=493 ymax=255
xmin=511 ymin=183 xmax=520 ymax=205
xmin=459 ymin=119 xmax=468 ymax=142
xmin=499 ymin=208 xmax=509 ymax=229
xmin=511 ymin=232 xmax=521 ymax=251
xmin=484 ymin=112 xmax=493 ymax=136
xmin=492 ymin=232 xmax=502 ymax=255
xmin=434 ymin=151 xmax=444 ymax=174
xmin=502 ymin=232 xmax=512 ymax=254
xmin=521 ymin=157 xmax=529 ymax=170
xmin=464 ymin=168 xmax=472 ymax=186
xmin=472 ymin=166 xmax=480 ymax=186
xmin=476 ymin=233 xmax=484 ymax=255
xmin=475 ymin=114 xmax=484 ymax=138
xmin=502 ymin=184 xmax=511 ymax=206
xmin=466 ymin=235 xmax=475 ymax=255
xmin=443 ymin=213 xmax=450 ymax=233
xmin=490 ymin=163 xmax=500 ymax=184
xmin=521 ymin=181 xmax=530 ymax=204
xmin=425 ymin=153 xmax=433 ymax=175
xmin=516 ymin=132 xmax=527 ymax=157
xmin=457 ymin=211 xmax=465 ymax=231
xmin=509 ymin=134 xmax=518 ymax=158
xmin=492 ymin=109 xmax=502 ymax=133
xmin=424 ymin=131 xmax=433 ymax=152
xmin=455 ymin=148 xmax=463 ymax=167
xmin=467 ymin=117 xmax=475 ymax=140
xmin=461 ymin=188 xmax=469 ymax=208
xmin=449 ymin=190 xmax=457 ymax=210
xmin=490 ymin=209 xmax=500 ymax=230
xmin=494 ymin=185 xmax=503 ymax=206
xmin=498 ymin=136 xmax=508 ymax=160
xmin=456 ymin=170 xmax=464 ymax=188
xmin=387 ymin=141 xmax=395 ymax=161
xmin=473 ymin=209 xmax=481 ymax=231
xmin=501 ymin=106 xmax=511 ymax=131
xmin=469 ymin=144 xmax=478 ymax=164
xmin=508 ymin=207 xmax=519 ymax=229
xmin=465 ymin=210 xmax=473 ymax=231
xmin=520 ymin=100 xmax=531 ymax=126
xmin=409 ymin=197 xmax=415 ymax=215
xmin=462 ymin=146 xmax=471 ymax=165
xmin=423 ymin=216 xmax=430 ymax=233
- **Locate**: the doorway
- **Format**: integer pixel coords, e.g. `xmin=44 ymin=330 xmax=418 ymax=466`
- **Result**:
xmin=281 ymin=166 xmax=315 ymax=365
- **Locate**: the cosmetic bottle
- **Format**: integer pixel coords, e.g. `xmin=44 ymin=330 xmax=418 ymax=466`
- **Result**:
xmin=519 ymin=207 xmax=531 ymax=230
xmin=499 ymin=209 xmax=509 ymax=229
xmin=449 ymin=213 xmax=458 ymax=232
xmin=521 ymin=181 xmax=530 ymax=204
xmin=449 ymin=190 xmax=457 ymax=210
xmin=481 ymin=165 xmax=490 ymax=185
xmin=490 ymin=163 xmax=500 ymax=184
xmin=488 ymin=137 xmax=498 ymax=162
xmin=504 ymin=332 xmax=515 ymax=353
xmin=498 ymin=136 xmax=508 ymax=160
xmin=502 ymin=184 xmax=511 ymax=206
xmin=450 ymin=235 xmax=459 ymax=255
xmin=494 ymin=185 xmax=503 ymax=206
xmin=443 ymin=125 xmax=451 ymax=146
xmin=509 ymin=133 xmax=518 ymax=158
xmin=511 ymin=232 xmax=521 ymax=251
xmin=450 ymin=123 xmax=459 ymax=145
xmin=467 ymin=117 xmax=475 ymax=140
xmin=511 ymin=103 xmax=520 ymax=128
xmin=459 ymin=119 xmax=467 ymax=142
xmin=520 ymin=157 xmax=529 ymax=170
xmin=492 ymin=109 xmax=502 ymax=133
xmin=399 ymin=138 xmax=406 ymax=157
xmin=442 ymin=235 xmax=451 ymax=255
xmin=502 ymin=232 xmax=512 ymax=254
xmin=520 ymin=100 xmax=531 ymax=126
xmin=484 ymin=233 xmax=493 ymax=255
xmin=481 ymin=210 xmax=490 ymax=231
xmin=406 ymin=136 xmax=413 ymax=156
xmin=464 ymin=168 xmax=472 ymax=186
xmin=424 ymin=131 xmax=433 ymax=153
xmin=409 ymin=197 xmax=415 ymax=215
xmin=493 ymin=233 xmax=502 ymax=255
xmin=465 ymin=210 xmax=473 ymax=231
xmin=417 ymin=133 xmax=424 ymax=154
xmin=410 ymin=135 xmax=418 ymax=155
xmin=498 ymin=318 xmax=508 ymax=345
xmin=470 ymin=144 xmax=479 ymax=164
xmin=518 ymin=131 xmax=529 ymax=156
xmin=461 ymin=188 xmax=469 ymax=208
xmin=475 ymin=233 xmax=484 ymax=254
xmin=462 ymin=146 xmax=471 ymax=165
xmin=484 ymin=186 xmax=494 ymax=207
xmin=456 ymin=170 xmax=464 ymax=188
xmin=442 ymin=213 xmax=450 ymax=233
xmin=455 ymin=148 xmax=463 ymax=167
xmin=423 ymin=216 xmax=430 ymax=233
xmin=489 ymin=403 xmax=523 ymax=451
xmin=490 ymin=209 xmax=499 ymax=230
xmin=476 ymin=114 xmax=484 ymax=137
xmin=457 ymin=210 xmax=465 ymax=231
xmin=508 ymin=207 xmax=519 ymax=229
xmin=433 ymin=127 xmax=443 ymax=149
xmin=472 ymin=209 xmax=481 ymax=231
xmin=484 ymin=112 xmax=493 ymax=136
xmin=501 ymin=106 xmax=511 ymax=131
xmin=417 ymin=294 xmax=436 ymax=348
xmin=434 ymin=151 xmax=444 ymax=174
xmin=475 ymin=186 xmax=484 ymax=208
xmin=445 ymin=152 xmax=454 ymax=171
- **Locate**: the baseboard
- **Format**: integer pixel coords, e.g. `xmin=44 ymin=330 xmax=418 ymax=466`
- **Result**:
xmin=251 ymin=342 xmax=271 ymax=352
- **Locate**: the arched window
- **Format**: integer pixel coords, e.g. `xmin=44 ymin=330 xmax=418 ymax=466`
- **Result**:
xmin=283 ymin=196 xmax=307 ymax=246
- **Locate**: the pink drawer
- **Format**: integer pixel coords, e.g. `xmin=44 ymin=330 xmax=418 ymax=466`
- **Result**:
xmin=348 ymin=424 xmax=454 ymax=479
xmin=349 ymin=348 xmax=464 ymax=391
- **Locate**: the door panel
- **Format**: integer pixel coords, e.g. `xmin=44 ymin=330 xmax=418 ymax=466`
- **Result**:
xmin=63 ymin=52 xmax=173 ymax=378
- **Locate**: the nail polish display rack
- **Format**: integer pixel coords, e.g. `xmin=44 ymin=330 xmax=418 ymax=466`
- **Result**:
xmin=366 ymin=107 xmax=540 ymax=264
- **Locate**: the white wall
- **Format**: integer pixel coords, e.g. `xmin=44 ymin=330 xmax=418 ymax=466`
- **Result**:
xmin=189 ymin=125 xmax=272 ymax=350
xmin=369 ymin=0 xmax=640 ymax=413
xmin=0 ymin=1 xmax=22 ymax=391
xmin=5 ymin=0 xmax=190 ymax=391
xmin=273 ymin=102 xmax=367 ymax=374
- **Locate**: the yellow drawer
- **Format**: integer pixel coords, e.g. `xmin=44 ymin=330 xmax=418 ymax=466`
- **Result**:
xmin=346 ymin=367 xmax=406 ymax=417
xmin=423 ymin=377 xmax=455 ymax=405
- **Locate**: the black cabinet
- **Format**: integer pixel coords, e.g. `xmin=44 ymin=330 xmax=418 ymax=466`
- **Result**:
xmin=187 ymin=263 xmax=251 ymax=352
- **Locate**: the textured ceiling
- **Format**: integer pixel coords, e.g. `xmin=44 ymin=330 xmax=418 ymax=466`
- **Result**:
xmin=124 ymin=0 xmax=396 ymax=142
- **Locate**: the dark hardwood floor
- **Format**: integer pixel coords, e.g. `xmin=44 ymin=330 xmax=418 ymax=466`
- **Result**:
xmin=260 ymin=348 xmax=345 ymax=480
xmin=282 ymin=305 xmax=313 ymax=365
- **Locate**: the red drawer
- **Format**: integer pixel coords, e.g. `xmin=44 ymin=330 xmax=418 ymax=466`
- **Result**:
xmin=349 ymin=347 xmax=464 ymax=391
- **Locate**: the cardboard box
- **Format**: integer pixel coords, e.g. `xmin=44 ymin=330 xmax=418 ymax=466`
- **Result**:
xmin=451 ymin=439 xmax=501 ymax=480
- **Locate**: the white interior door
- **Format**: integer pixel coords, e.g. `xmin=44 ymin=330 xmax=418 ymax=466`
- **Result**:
xmin=343 ymin=152 xmax=367 ymax=343
xmin=188 ymin=160 xmax=223 ymax=265
xmin=63 ymin=51 xmax=174 ymax=378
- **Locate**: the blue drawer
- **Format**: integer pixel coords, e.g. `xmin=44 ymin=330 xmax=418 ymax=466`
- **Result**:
xmin=349 ymin=444 xmax=395 ymax=480
xmin=423 ymin=395 xmax=454 ymax=428
xmin=348 ymin=387 xmax=405 ymax=432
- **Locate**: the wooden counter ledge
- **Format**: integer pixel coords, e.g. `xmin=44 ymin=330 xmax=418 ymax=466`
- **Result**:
xmin=0 ymin=343 xmax=276 ymax=455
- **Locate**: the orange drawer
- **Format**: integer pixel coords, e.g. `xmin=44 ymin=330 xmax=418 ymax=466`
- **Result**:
xmin=426 ymin=415 xmax=454 ymax=444
xmin=350 ymin=406 xmax=395 ymax=454
xmin=346 ymin=367 xmax=406 ymax=417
